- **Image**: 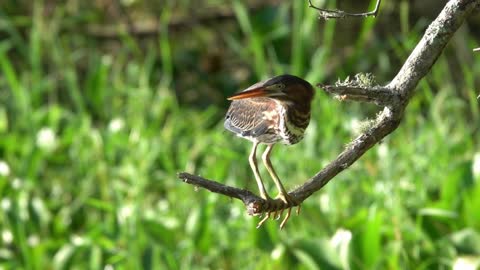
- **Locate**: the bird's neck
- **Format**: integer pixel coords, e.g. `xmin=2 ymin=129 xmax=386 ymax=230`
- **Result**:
xmin=277 ymin=100 xmax=311 ymax=128
xmin=280 ymin=100 xmax=311 ymax=115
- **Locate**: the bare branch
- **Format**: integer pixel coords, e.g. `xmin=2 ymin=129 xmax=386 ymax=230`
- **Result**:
xmin=317 ymin=73 xmax=396 ymax=106
xmin=178 ymin=172 xmax=277 ymax=215
xmin=474 ymin=47 xmax=480 ymax=52
xmin=308 ymin=0 xmax=381 ymax=20
xmin=178 ymin=172 xmax=253 ymax=200
xmin=318 ymin=84 xmax=394 ymax=106
xmin=178 ymin=0 xmax=479 ymax=218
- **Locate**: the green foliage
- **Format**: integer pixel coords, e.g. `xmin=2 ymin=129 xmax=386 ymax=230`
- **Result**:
xmin=0 ymin=1 xmax=479 ymax=269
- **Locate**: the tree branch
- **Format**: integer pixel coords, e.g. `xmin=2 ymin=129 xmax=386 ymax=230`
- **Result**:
xmin=317 ymin=73 xmax=396 ymax=106
xmin=308 ymin=0 xmax=382 ymax=20
xmin=178 ymin=0 xmax=479 ymax=219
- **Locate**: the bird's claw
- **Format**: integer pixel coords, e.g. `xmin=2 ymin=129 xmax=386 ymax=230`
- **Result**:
xmin=279 ymin=207 xmax=292 ymax=229
xmin=274 ymin=209 xmax=284 ymax=220
xmin=256 ymin=212 xmax=270 ymax=228
xmin=255 ymin=194 xmax=301 ymax=229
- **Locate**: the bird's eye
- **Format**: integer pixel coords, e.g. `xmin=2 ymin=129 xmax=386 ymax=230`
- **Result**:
xmin=277 ymin=84 xmax=285 ymax=90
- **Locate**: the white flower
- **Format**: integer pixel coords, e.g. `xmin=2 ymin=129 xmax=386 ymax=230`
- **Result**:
xmin=319 ymin=193 xmax=331 ymax=212
xmin=473 ymin=153 xmax=480 ymax=179
xmin=117 ymin=204 xmax=134 ymax=224
xmin=27 ymin=235 xmax=40 ymax=246
xmin=104 ymin=264 xmax=114 ymax=270
xmin=108 ymin=118 xmax=124 ymax=133
xmin=157 ymin=200 xmax=169 ymax=212
xmin=330 ymin=228 xmax=352 ymax=248
xmin=377 ymin=143 xmax=389 ymax=159
xmin=0 ymin=160 xmax=10 ymax=177
xmin=271 ymin=245 xmax=285 ymax=260
xmin=101 ymin=55 xmax=112 ymax=66
xmin=2 ymin=230 xmax=13 ymax=244
xmin=1 ymin=198 xmax=11 ymax=211
xmin=330 ymin=228 xmax=352 ymax=270
xmin=12 ymin=178 xmax=22 ymax=189
xmin=71 ymin=235 xmax=86 ymax=246
xmin=36 ymin=127 xmax=57 ymax=152
xmin=453 ymin=256 xmax=480 ymax=270
xmin=162 ymin=217 xmax=180 ymax=229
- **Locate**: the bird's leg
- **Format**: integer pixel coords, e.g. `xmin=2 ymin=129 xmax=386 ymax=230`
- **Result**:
xmin=262 ymin=144 xmax=301 ymax=221
xmin=249 ymin=141 xmax=270 ymax=201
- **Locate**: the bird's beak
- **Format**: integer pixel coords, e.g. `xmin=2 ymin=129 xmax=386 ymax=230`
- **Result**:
xmin=227 ymin=85 xmax=281 ymax=100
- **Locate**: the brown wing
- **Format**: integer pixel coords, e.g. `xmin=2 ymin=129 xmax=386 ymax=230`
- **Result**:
xmin=224 ymin=97 xmax=277 ymax=139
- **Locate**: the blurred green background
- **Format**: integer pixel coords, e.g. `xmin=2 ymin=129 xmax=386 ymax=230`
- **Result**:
xmin=0 ymin=0 xmax=479 ymax=269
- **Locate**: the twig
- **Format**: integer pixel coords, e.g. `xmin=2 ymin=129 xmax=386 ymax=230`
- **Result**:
xmin=308 ymin=0 xmax=382 ymax=19
xmin=178 ymin=0 xmax=479 ymax=217
xmin=178 ymin=172 xmax=269 ymax=215
xmin=319 ymin=84 xmax=394 ymax=106
xmin=317 ymin=73 xmax=395 ymax=106
xmin=474 ymin=47 xmax=480 ymax=52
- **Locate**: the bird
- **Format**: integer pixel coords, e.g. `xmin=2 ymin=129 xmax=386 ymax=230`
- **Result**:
xmin=224 ymin=74 xmax=315 ymax=228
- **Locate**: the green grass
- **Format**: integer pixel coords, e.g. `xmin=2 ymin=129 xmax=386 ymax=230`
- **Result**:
xmin=0 ymin=1 xmax=479 ymax=269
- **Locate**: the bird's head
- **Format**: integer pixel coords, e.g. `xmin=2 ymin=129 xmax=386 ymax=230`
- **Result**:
xmin=227 ymin=75 xmax=315 ymax=106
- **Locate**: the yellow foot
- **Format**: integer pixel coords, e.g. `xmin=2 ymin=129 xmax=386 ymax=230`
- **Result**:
xmin=255 ymin=193 xmax=301 ymax=229
xmin=277 ymin=192 xmax=301 ymax=216
xmin=276 ymin=192 xmax=301 ymax=229
xmin=257 ymin=211 xmax=271 ymax=228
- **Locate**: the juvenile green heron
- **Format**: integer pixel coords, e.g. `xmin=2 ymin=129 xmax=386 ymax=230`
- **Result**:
xmin=225 ymin=74 xmax=315 ymax=228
